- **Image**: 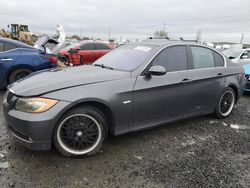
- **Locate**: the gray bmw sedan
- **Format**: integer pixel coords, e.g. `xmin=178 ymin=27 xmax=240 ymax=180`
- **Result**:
xmin=3 ymin=40 xmax=245 ymax=157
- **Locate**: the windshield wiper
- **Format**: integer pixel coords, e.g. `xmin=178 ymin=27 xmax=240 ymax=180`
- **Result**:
xmin=94 ymin=64 xmax=114 ymax=70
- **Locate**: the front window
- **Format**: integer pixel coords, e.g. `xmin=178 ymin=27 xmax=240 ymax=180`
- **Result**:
xmin=151 ymin=46 xmax=188 ymax=72
xmin=94 ymin=45 xmax=155 ymax=71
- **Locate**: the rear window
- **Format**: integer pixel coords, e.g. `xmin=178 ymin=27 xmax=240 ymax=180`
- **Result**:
xmin=80 ymin=43 xmax=95 ymax=50
xmin=213 ymin=52 xmax=224 ymax=67
xmin=5 ymin=43 xmax=17 ymax=51
xmin=0 ymin=42 xmax=4 ymax=52
xmin=95 ymin=43 xmax=111 ymax=50
xmin=191 ymin=46 xmax=215 ymax=69
xmin=0 ymin=42 xmax=17 ymax=52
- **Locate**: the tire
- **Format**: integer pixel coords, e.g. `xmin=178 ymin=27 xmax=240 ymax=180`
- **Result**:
xmin=214 ymin=87 xmax=236 ymax=119
xmin=53 ymin=106 xmax=107 ymax=157
xmin=8 ymin=68 xmax=32 ymax=84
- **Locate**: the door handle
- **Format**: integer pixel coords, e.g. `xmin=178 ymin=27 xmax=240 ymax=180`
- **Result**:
xmin=181 ymin=78 xmax=192 ymax=83
xmin=1 ymin=58 xmax=13 ymax=61
xmin=217 ymin=73 xmax=223 ymax=77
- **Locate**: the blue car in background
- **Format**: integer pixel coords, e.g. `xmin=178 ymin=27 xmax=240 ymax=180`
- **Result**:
xmin=0 ymin=37 xmax=57 ymax=90
xmin=243 ymin=64 xmax=250 ymax=92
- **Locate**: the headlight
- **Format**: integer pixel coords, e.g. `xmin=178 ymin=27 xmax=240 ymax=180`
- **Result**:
xmin=15 ymin=97 xmax=59 ymax=113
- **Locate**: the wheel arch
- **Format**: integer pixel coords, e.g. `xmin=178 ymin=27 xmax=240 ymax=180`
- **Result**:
xmin=7 ymin=65 xmax=35 ymax=84
xmin=227 ymin=84 xmax=239 ymax=104
xmin=56 ymin=100 xmax=116 ymax=136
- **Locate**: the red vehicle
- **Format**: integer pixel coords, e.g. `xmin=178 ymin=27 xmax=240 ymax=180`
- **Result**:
xmin=59 ymin=41 xmax=114 ymax=66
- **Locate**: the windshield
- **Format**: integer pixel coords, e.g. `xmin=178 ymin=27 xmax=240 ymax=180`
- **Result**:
xmin=93 ymin=45 xmax=155 ymax=71
xmin=222 ymin=49 xmax=243 ymax=58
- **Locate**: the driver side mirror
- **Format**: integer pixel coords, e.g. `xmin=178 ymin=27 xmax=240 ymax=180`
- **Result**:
xmin=147 ymin=65 xmax=167 ymax=76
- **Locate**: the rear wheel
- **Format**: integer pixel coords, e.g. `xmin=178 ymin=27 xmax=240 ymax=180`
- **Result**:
xmin=53 ymin=106 xmax=107 ymax=157
xmin=214 ymin=87 xmax=235 ymax=118
xmin=8 ymin=68 xmax=32 ymax=84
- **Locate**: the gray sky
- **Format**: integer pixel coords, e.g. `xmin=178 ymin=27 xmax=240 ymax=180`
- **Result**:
xmin=1 ymin=0 xmax=250 ymax=43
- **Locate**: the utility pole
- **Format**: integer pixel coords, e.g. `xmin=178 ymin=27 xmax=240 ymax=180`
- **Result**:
xmin=163 ymin=20 xmax=166 ymax=33
xmin=240 ymin=33 xmax=245 ymax=44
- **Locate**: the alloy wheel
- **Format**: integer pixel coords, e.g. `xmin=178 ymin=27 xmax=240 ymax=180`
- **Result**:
xmin=57 ymin=114 xmax=102 ymax=155
xmin=219 ymin=91 xmax=235 ymax=116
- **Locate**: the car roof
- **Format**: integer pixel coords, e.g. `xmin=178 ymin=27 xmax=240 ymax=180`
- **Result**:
xmin=0 ymin=37 xmax=34 ymax=49
xmin=79 ymin=40 xmax=110 ymax=45
xmin=140 ymin=39 xmax=198 ymax=48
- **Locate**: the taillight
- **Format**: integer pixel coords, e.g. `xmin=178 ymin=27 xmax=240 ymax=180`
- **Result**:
xmin=50 ymin=56 xmax=58 ymax=64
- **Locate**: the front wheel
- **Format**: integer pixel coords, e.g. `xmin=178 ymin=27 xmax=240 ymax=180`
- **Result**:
xmin=53 ymin=106 xmax=107 ymax=157
xmin=8 ymin=68 xmax=32 ymax=84
xmin=214 ymin=87 xmax=236 ymax=119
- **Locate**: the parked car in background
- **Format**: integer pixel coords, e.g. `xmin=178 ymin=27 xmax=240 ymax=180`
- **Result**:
xmin=59 ymin=41 xmax=114 ymax=65
xmin=222 ymin=48 xmax=250 ymax=64
xmin=58 ymin=42 xmax=79 ymax=63
xmin=3 ymin=41 xmax=245 ymax=157
xmin=243 ymin=64 xmax=250 ymax=92
xmin=222 ymin=48 xmax=250 ymax=91
xmin=0 ymin=37 xmax=58 ymax=89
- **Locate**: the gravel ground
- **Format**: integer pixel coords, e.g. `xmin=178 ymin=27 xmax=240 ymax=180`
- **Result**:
xmin=0 ymin=91 xmax=249 ymax=188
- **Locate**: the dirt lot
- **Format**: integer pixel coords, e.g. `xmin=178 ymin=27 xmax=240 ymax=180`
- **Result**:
xmin=0 ymin=91 xmax=249 ymax=188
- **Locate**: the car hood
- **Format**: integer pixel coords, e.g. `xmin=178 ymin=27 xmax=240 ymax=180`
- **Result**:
xmin=9 ymin=65 xmax=130 ymax=97
xmin=243 ymin=64 xmax=250 ymax=74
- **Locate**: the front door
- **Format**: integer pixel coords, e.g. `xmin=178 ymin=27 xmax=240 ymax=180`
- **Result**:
xmin=133 ymin=45 xmax=191 ymax=130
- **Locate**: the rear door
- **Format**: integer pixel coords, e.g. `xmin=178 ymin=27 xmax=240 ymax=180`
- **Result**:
xmin=133 ymin=45 xmax=191 ymax=130
xmin=0 ymin=41 xmax=20 ymax=67
xmin=185 ymin=46 xmax=226 ymax=116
